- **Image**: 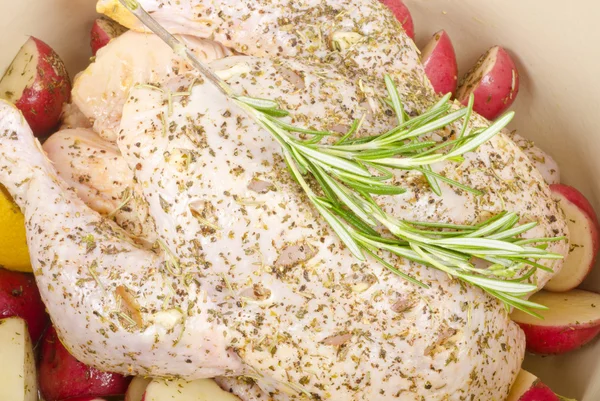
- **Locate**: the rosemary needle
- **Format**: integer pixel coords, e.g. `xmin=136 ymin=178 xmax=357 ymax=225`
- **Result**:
xmin=119 ymin=0 xmax=563 ymax=316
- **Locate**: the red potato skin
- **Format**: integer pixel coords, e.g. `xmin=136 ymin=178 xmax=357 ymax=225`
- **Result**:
xmin=518 ymin=381 xmax=559 ymax=401
xmin=0 ymin=37 xmax=71 ymax=137
xmin=0 ymin=268 xmax=48 ymax=344
xmin=379 ymin=0 xmax=415 ymax=39
xmin=39 ymin=326 xmax=131 ymax=401
xmin=457 ymin=46 xmax=519 ymax=120
xmin=517 ymin=322 xmax=600 ymax=354
xmin=421 ymin=30 xmax=458 ymax=95
xmin=550 ymin=184 xmax=600 ymax=230
xmin=90 ymin=18 xmax=128 ymax=56
xmin=61 ymin=398 xmax=109 ymax=401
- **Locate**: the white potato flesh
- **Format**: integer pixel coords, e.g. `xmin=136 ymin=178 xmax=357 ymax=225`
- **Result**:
xmin=0 ymin=39 xmax=37 ymax=102
xmin=125 ymin=377 xmax=152 ymax=401
xmin=507 ymin=370 xmax=538 ymax=401
xmin=0 ymin=317 xmax=37 ymax=401
xmin=511 ymin=290 xmax=600 ymax=326
xmin=545 ymin=191 xmax=595 ymax=291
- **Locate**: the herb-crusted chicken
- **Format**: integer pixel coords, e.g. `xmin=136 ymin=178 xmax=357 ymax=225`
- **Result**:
xmin=0 ymin=0 xmax=569 ymax=400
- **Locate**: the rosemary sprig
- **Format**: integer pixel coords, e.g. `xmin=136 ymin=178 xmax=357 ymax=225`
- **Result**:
xmin=119 ymin=0 xmax=564 ymax=316
xmin=235 ymin=94 xmax=563 ymax=316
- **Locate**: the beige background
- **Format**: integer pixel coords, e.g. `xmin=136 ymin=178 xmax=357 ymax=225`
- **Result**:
xmin=1 ymin=0 xmax=599 ymax=399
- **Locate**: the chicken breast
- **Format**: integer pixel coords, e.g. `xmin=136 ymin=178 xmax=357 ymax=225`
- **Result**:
xmin=115 ymin=53 xmax=567 ymax=400
xmin=96 ymin=0 xmax=567 ymax=284
xmin=72 ymin=31 xmax=231 ymax=142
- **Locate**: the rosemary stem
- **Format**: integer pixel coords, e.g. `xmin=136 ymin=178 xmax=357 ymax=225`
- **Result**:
xmin=118 ymin=0 xmax=235 ymax=98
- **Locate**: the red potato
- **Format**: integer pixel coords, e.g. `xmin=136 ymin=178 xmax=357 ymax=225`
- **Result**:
xmin=545 ymin=184 xmax=599 ymax=292
xmin=125 ymin=377 xmax=151 ymax=401
xmin=0 ymin=317 xmax=37 ymax=401
xmin=506 ymin=370 xmax=558 ymax=401
xmin=379 ymin=0 xmax=415 ymax=39
xmin=456 ymin=46 xmax=520 ymax=120
xmin=39 ymin=326 xmax=131 ymax=401
xmin=420 ymin=30 xmax=458 ymax=95
xmin=90 ymin=18 xmax=128 ymax=56
xmin=0 ymin=268 xmax=48 ymax=344
xmin=510 ymin=289 xmax=600 ymax=354
xmin=0 ymin=37 xmax=70 ymax=137
xmin=61 ymin=398 xmax=109 ymax=401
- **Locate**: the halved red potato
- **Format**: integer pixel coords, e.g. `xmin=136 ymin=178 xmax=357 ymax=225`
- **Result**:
xmin=90 ymin=18 xmax=128 ymax=56
xmin=142 ymin=378 xmax=240 ymax=401
xmin=0 ymin=37 xmax=71 ymax=137
xmin=506 ymin=369 xmax=559 ymax=401
xmin=545 ymin=184 xmax=599 ymax=292
xmin=456 ymin=46 xmax=519 ymax=120
xmin=39 ymin=326 xmax=131 ymax=401
xmin=125 ymin=377 xmax=151 ymax=401
xmin=379 ymin=0 xmax=415 ymax=39
xmin=507 ymin=370 xmax=559 ymax=401
xmin=420 ymin=30 xmax=458 ymax=95
xmin=0 ymin=317 xmax=37 ymax=401
xmin=510 ymin=289 xmax=600 ymax=354
xmin=62 ymin=398 xmax=109 ymax=401
xmin=0 ymin=268 xmax=49 ymax=344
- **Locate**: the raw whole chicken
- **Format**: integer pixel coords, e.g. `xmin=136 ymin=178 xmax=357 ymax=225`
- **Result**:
xmin=0 ymin=1 xmax=569 ymax=401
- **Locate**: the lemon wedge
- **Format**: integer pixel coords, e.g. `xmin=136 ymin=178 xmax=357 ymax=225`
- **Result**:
xmin=0 ymin=186 xmax=31 ymax=272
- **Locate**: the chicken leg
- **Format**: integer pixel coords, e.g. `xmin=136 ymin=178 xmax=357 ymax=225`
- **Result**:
xmin=0 ymin=100 xmax=244 ymax=378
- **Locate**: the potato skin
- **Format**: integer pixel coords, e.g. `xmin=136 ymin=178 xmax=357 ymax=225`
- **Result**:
xmin=90 ymin=18 xmax=128 ymax=56
xmin=0 ymin=268 xmax=48 ymax=344
xmin=517 ymin=322 xmax=600 ymax=355
xmin=511 ymin=289 xmax=600 ymax=355
xmin=379 ymin=0 xmax=415 ymax=39
xmin=58 ymin=397 xmax=109 ymax=401
xmin=517 ymin=380 xmax=559 ymax=401
xmin=457 ymin=46 xmax=519 ymax=120
xmin=39 ymin=326 xmax=131 ymax=401
xmin=0 ymin=37 xmax=71 ymax=137
xmin=421 ymin=30 xmax=458 ymax=95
